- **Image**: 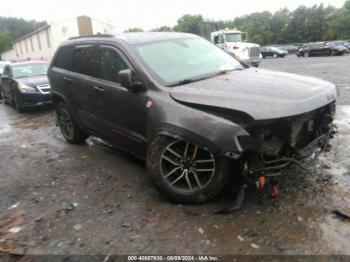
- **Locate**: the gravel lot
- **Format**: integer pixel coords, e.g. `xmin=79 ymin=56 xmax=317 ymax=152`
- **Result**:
xmin=0 ymin=55 xmax=349 ymax=257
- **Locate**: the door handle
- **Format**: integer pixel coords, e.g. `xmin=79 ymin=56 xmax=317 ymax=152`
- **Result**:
xmin=93 ymin=86 xmax=105 ymax=94
xmin=63 ymin=77 xmax=72 ymax=83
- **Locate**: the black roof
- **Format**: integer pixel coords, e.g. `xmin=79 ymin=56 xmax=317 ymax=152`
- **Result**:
xmin=68 ymin=32 xmax=197 ymax=45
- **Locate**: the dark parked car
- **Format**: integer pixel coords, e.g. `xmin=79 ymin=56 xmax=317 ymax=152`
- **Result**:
xmin=297 ymin=42 xmax=349 ymax=57
xmin=328 ymin=40 xmax=350 ymax=49
xmin=48 ymin=33 xmax=337 ymax=204
xmin=277 ymin=44 xmax=300 ymax=54
xmin=261 ymin=47 xmax=288 ymax=58
xmin=1 ymin=61 xmax=51 ymax=112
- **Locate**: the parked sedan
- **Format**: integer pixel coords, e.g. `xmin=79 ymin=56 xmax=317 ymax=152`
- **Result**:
xmin=261 ymin=47 xmax=288 ymax=58
xmin=297 ymin=42 xmax=349 ymax=57
xmin=1 ymin=61 xmax=51 ymax=112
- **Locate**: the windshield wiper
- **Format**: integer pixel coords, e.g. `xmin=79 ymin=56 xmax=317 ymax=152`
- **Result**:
xmin=168 ymin=77 xmax=209 ymax=87
xmin=168 ymin=67 xmax=244 ymax=87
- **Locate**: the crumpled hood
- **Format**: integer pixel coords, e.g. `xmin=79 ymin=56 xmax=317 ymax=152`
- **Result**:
xmin=16 ymin=75 xmax=49 ymax=87
xmin=170 ymin=68 xmax=337 ymax=120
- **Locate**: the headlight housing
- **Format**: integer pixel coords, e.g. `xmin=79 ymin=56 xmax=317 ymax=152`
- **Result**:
xmin=18 ymin=83 xmax=37 ymax=93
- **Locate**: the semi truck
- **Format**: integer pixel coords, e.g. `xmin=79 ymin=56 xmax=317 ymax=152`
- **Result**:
xmin=211 ymin=28 xmax=261 ymax=67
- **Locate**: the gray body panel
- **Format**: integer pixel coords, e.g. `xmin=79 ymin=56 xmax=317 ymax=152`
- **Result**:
xmin=170 ymin=68 xmax=337 ymax=120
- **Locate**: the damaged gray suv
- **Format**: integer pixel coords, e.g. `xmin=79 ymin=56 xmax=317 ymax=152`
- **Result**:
xmin=48 ymin=32 xmax=337 ymax=204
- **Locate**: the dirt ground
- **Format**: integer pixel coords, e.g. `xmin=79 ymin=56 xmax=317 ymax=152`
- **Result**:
xmin=0 ymin=55 xmax=350 ymax=257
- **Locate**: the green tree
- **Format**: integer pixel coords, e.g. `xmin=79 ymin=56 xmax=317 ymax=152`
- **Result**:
xmin=124 ymin=27 xmax=144 ymax=32
xmin=150 ymin=26 xmax=172 ymax=32
xmin=0 ymin=29 xmax=11 ymax=53
xmin=239 ymin=11 xmax=273 ymax=45
xmin=0 ymin=17 xmax=47 ymax=41
xmin=173 ymin=15 xmax=204 ymax=35
xmin=270 ymin=8 xmax=290 ymax=43
xmin=325 ymin=1 xmax=350 ymax=39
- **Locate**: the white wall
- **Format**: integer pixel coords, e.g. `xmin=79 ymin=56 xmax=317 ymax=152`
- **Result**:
xmin=91 ymin=18 xmax=114 ymax=35
xmin=0 ymin=48 xmax=17 ymax=61
xmin=1 ymin=16 xmax=114 ymax=62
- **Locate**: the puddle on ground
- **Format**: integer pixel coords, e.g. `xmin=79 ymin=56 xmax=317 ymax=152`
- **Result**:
xmin=316 ymin=105 xmax=350 ymax=254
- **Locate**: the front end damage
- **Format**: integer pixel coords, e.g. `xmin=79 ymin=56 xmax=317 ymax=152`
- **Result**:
xmin=238 ymin=101 xmax=336 ymax=174
xmin=218 ymin=102 xmax=337 ymax=212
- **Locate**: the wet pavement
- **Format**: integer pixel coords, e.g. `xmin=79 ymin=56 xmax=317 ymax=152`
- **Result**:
xmin=0 ymin=55 xmax=349 ymax=256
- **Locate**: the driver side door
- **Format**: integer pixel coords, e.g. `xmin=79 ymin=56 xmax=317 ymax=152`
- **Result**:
xmin=86 ymin=45 xmax=148 ymax=156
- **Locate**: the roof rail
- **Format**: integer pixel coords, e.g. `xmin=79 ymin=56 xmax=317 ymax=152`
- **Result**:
xmin=68 ymin=34 xmax=114 ymax=40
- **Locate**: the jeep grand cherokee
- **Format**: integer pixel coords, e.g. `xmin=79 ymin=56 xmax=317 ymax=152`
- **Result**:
xmin=48 ymin=33 xmax=337 ymax=204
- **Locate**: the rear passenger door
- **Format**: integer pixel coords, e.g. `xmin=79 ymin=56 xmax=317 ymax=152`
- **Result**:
xmin=70 ymin=45 xmax=100 ymax=129
xmin=85 ymin=45 xmax=148 ymax=155
xmin=50 ymin=45 xmax=99 ymax=130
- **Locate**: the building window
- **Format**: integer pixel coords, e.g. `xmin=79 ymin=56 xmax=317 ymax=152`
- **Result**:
xmin=37 ymin=34 xmax=42 ymax=50
xmin=30 ymin=36 xmax=34 ymax=52
xmin=24 ymin=39 xmax=29 ymax=53
xmin=45 ymin=28 xmax=51 ymax=48
xmin=19 ymin=42 xmax=23 ymax=55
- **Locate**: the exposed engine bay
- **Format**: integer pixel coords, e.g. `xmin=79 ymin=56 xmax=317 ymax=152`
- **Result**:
xmin=238 ymin=101 xmax=337 ymax=174
xmin=217 ymin=102 xmax=337 ymax=213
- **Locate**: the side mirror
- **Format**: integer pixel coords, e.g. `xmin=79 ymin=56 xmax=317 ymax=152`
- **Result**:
xmin=1 ymin=74 xmax=10 ymax=81
xmin=118 ymin=69 xmax=142 ymax=91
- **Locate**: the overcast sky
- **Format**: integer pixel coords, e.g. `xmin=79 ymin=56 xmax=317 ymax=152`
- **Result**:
xmin=0 ymin=0 xmax=346 ymax=32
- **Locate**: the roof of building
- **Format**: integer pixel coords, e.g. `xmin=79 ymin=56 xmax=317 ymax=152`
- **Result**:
xmin=14 ymin=24 xmax=50 ymax=43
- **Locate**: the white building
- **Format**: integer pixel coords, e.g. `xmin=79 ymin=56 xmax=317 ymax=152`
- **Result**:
xmin=1 ymin=16 xmax=113 ymax=61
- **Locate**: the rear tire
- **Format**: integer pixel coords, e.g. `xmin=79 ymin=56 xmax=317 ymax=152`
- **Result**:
xmin=273 ymin=54 xmax=278 ymax=58
xmin=55 ymin=102 xmax=89 ymax=144
xmin=147 ymin=136 xmax=231 ymax=204
xmin=330 ymin=50 xmax=337 ymax=56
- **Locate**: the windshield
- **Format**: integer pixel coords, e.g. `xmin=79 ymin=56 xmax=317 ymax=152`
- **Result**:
xmin=0 ymin=64 xmax=6 ymax=73
xmin=13 ymin=63 xmax=48 ymax=78
xmin=133 ymin=37 xmax=243 ymax=86
xmin=225 ymin=33 xmax=242 ymax=42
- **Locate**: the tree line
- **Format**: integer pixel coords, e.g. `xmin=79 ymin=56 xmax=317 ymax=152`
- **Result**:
xmin=1 ymin=1 xmax=350 ymax=54
xmin=126 ymin=0 xmax=350 ymax=46
xmin=0 ymin=17 xmax=47 ymax=53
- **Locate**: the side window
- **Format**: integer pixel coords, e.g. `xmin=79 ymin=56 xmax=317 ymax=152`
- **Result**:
xmin=54 ymin=46 xmax=74 ymax=70
xmin=214 ymin=36 xmax=219 ymax=44
xmin=72 ymin=45 xmax=99 ymax=77
xmin=100 ymin=48 xmax=129 ymax=83
xmin=214 ymin=35 xmax=224 ymax=44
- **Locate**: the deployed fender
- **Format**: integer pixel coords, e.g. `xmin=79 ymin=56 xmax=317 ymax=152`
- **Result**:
xmin=147 ymin=96 xmax=249 ymax=154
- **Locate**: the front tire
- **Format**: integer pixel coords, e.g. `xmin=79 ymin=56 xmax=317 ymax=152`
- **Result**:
xmin=273 ymin=54 xmax=278 ymax=58
xmin=330 ymin=50 xmax=337 ymax=56
xmin=55 ymin=102 xmax=89 ymax=144
xmin=147 ymin=136 xmax=230 ymax=204
xmin=304 ymin=52 xmax=310 ymax=57
xmin=13 ymin=94 xmax=23 ymax=113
